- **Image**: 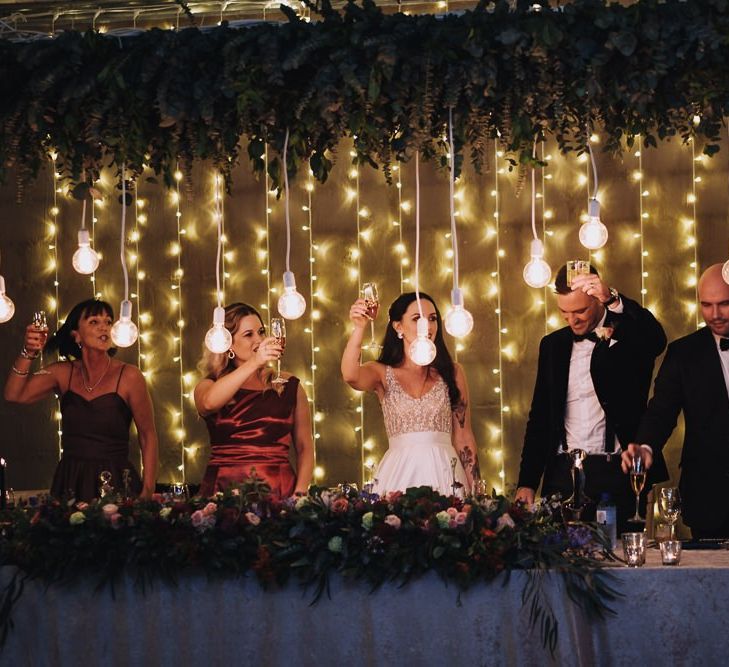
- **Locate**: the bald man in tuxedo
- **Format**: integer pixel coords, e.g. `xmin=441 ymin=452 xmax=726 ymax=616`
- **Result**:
xmin=626 ymin=264 xmax=729 ymax=539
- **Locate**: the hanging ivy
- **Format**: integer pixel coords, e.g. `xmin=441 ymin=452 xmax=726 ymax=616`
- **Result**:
xmin=0 ymin=0 xmax=727 ymax=193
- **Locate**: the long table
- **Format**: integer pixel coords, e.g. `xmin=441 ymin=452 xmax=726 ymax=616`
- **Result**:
xmin=3 ymin=549 xmax=728 ymax=666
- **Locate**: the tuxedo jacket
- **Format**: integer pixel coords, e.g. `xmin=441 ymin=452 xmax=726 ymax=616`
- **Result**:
xmin=634 ymin=326 xmax=729 ymax=530
xmin=517 ymin=295 xmax=668 ymax=492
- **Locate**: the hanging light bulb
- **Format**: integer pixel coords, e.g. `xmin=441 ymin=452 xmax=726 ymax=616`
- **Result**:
xmin=277 ymin=270 xmax=306 ymax=320
xmin=0 ymin=275 xmax=15 ymax=323
xmin=205 ymin=305 xmax=232 ymax=353
xmin=444 ymin=287 xmax=474 ymax=338
xmin=408 ymin=316 xmax=437 ymax=366
xmin=722 ymin=259 xmax=729 ymax=285
xmin=111 ymin=299 xmax=138 ymax=347
xmin=523 ymin=238 xmax=552 ymax=288
xmin=579 ymin=198 xmax=608 ymax=250
xmin=72 ymin=228 xmax=100 ymax=274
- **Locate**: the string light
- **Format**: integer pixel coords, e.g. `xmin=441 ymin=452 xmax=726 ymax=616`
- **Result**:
xmin=443 ymin=108 xmax=474 ymax=338
xmin=688 ymin=140 xmax=700 ymax=327
xmin=47 ymin=154 xmax=62 ymax=459
xmin=277 ymin=129 xmax=307 ymax=320
xmin=635 ymin=136 xmax=648 ymax=303
xmin=393 ymin=162 xmax=408 ymax=290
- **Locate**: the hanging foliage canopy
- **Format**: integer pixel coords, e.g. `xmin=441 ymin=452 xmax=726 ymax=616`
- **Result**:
xmin=0 ymin=0 xmax=727 ymax=192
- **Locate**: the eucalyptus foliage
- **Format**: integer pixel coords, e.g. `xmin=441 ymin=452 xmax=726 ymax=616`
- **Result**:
xmin=0 ymin=0 xmax=727 ymax=192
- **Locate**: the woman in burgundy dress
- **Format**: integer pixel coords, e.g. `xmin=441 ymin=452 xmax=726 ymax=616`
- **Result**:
xmin=4 ymin=299 xmax=158 ymax=501
xmin=194 ymin=303 xmax=314 ymax=498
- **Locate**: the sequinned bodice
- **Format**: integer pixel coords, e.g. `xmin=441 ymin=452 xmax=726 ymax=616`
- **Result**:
xmin=380 ymin=365 xmax=452 ymax=438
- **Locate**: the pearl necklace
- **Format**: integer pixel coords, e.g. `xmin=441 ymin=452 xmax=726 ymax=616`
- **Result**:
xmin=81 ymin=356 xmax=112 ymax=393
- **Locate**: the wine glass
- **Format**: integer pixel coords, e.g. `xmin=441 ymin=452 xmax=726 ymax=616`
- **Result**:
xmin=270 ymin=317 xmax=288 ymax=385
xmin=629 ymin=455 xmax=647 ymax=522
xmin=360 ymin=282 xmax=382 ymax=352
xmin=659 ymin=487 xmax=681 ymax=540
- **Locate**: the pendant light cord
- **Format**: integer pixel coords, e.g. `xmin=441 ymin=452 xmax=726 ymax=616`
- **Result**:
xmin=214 ymin=173 xmax=223 ymax=307
xmin=414 ymin=150 xmax=424 ymax=318
xmin=119 ymin=166 xmax=129 ymax=301
xmin=283 ymin=128 xmax=292 ymax=273
xmin=447 ymin=107 xmax=460 ymax=290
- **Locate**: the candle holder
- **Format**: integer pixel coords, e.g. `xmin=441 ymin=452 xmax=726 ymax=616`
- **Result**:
xmin=622 ymin=532 xmax=646 ymax=567
xmin=659 ymin=539 xmax=682 ymax=566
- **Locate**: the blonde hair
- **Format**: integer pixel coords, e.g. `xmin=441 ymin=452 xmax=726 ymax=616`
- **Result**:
xmin=197 ymin=302 xmax=278 ymax=392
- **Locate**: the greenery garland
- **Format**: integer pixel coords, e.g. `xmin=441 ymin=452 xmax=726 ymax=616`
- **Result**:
xmin=0 ymin=0 xmax=727 ymax=193
xmin=0 ymin=482 xmax=619 ymax=655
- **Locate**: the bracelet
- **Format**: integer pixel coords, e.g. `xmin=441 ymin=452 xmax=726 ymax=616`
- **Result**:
xmin=20 ymin=347 xmax=39 ymax=360
xmin=11 ymin=365 xmax=30 ymax=376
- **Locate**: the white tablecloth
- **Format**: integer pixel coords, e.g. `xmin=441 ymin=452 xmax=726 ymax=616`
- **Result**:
xmin=3 ymin=550 xmax=728 ymax=666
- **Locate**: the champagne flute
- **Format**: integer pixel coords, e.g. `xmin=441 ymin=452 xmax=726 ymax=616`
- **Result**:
xmin=270 ymin=317 xmax=288 ymax=385
xmin=360 ymin=282 xmax=382 ymax=352
xmin=566 ymin=260 xmax=591 ymax=287
xmin=629 ymin=455 xmax=647 ymax=522
xmin=32 ymin=310 xmax=49 ymax=362
xmin=659 ymin=487 xmax=681 ymax=540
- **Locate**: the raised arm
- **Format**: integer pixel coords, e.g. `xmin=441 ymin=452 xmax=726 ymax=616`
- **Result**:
xmin=4 ymin=324 xmax=60 ymax=403
xmin=124 ymin=365 xmax=159 ymax=499
xmin=451 ymin=363 xmax=480 ymax=491
xmin=292 ymin=383 xmax=315 ymax=495
xmin=340 ymin=298 xmax=383 ymax=393
xmin=194 ymin=337 xmax=282 ymax=416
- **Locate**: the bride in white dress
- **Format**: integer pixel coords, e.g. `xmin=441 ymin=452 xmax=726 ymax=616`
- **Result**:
xmin=341 ymin=291 xmax=481 ymax=496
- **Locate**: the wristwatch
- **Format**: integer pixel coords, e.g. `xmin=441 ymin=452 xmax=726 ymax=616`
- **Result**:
xmin=603 ymin=287 xmax=619 ymax=307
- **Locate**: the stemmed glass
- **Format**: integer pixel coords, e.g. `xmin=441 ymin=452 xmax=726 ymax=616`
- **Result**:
xmin=360 ymin=282 xmax=382 ymax=352
xmin=270 ymin=317 xmax=288 ymax=386
xmin=629 ymin=455 xmax=647 ymax=523
xmin=659 ymin=487 xmax=681 ymax=540
xmin=32 ymin=310 xmax=48 ymax=362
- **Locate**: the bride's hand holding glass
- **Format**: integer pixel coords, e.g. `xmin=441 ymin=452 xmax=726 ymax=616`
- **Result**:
xmin=253 ymin=336 xmax=283 ymax=368
xmin=349 ymin=298 xmax=371 ymax=331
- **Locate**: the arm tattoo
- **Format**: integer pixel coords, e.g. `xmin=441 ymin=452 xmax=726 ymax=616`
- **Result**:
xmin=458 ymin=446 xmax=481 ymax=480
xmin=453 ymin=398 xmax=467 ymax=429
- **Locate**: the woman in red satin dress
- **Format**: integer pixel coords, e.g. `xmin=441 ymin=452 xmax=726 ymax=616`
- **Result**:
xmin=194 ymin=303 xmax=314 ymax=498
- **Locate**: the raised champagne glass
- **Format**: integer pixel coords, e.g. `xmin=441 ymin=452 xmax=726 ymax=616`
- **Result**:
xmin=360 ymin=282 xmax=382 ymax=352
xmin=629 ymin=454 xmax=647 ymax=522
xmin=659 ymin=487 xmax=681 ymax=540
xmin=270 ymin=317 xmax=288 ymax=386
xmin=32 ymin=310 xmax=49 ymax=362
xmin=566 ymin=260 xmax=591 ymax=287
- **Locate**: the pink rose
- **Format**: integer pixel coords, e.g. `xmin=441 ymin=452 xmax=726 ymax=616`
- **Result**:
xmin=385 ymin=491 xmax=403 ymax=504
xmin=191 ymin=510 xmax=205 ymax=528
xmin=203 ymin=502 xmax=217 ymax=517
xmin=245 ymin=512 xmax=261 ymax=526
xmin=455 ymin=512 xmax=468 ymax=526
xmin=384 ymin=514 xmax=402 ymax=530
xmin=110 ymin=513 xmax=123 ymax=529
xmin=446 ymin=507 xmax=458 ymax=518
xmin=331 ymin=498 xmax=349 ymax=514
xmin=102 ymin=504 xmax=119 ymax=518
xmin=76 ymin=502 xmax=89 ymax=511
xmin=496 ymin=513 xmax=516 ymax=533
xmin=448 ymin=519 xmax=458 ymax=529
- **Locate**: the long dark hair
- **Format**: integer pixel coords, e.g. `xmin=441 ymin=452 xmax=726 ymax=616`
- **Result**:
xmin=46 ymin=299 xmax=115 ymax=360
xmin=377 ymin=292 xmax=461 ymax=409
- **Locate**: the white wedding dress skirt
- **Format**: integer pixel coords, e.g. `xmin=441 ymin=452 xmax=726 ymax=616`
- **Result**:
xmin=372 ymin=431 xmax=469 ymax=497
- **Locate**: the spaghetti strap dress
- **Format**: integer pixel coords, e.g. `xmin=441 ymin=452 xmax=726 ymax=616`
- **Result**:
xmin=50 ymin=362 xmax=142 ymax=502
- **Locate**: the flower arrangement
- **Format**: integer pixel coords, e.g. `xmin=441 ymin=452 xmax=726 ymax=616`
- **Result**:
xmin=0 ymin=479 xmax=619 ymax=654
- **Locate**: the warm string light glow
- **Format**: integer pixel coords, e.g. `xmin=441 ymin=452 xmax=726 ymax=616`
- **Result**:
xmin=171 ymin=166 xmax=191 ymax=480
xmin=263 ymin=146 xmax=273 ymax=317
xmin=688 ymin=140 xmax=701 ymax=328
xmin=491 ymin=141 xmax=507 ymax=495
xmin=302 ymin=168 xmax=321 ymax=470
xmin=540 ymin=141 xmax=551 ymax=334
xmin=132 ymin=180 xmax=147 ymax=472
xmin=90 ymin=183 xmax=104 ymax=299
xmin=393 ymin=163 xmax=407 ymax=291
xmin=634 ymin=136 xmax=649 ymax=306
xmin=48 ymin=154 xmax=62 ymax=460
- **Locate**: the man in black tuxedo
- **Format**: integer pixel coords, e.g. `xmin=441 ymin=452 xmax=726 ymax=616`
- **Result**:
xmin=515 ymin=263 xmax=667 ymax=533
xmin=626 ymin=264 xmax=729 ymax=539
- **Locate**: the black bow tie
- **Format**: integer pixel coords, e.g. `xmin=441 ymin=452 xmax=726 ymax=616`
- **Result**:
xmin=573 ymin=331 xmax=599 ymax=343
xmin=720 ymin=337 xmax=729 ymax=351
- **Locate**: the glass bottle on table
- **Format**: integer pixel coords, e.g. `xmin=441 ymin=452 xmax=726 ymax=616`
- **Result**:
xmin=270 ymin=317 xmax=288 ymax=386
xmin=360 ymin=282 xmax=381 ymax=352
xmin=629 ymin=455 xmax=647 ymax=523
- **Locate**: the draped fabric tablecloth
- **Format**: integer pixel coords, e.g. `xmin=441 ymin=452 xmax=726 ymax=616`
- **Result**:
xmin=3 ymin=550 xmax=728 ymax=666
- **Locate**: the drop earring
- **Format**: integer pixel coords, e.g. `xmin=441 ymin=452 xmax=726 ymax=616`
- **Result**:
xmin=228 ymin=349 xmax=236 ymax=360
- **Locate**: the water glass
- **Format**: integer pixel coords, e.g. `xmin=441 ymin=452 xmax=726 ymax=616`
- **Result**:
xmin=622 ymin=532 xmax=646 ymax=567
xmin=659 ymin=539 xmax=682 ymax=566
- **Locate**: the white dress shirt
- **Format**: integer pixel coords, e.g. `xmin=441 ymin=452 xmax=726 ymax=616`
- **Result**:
xmin=564 ymin=299 xmax=624 ymax=455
